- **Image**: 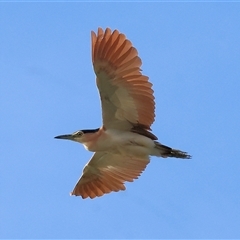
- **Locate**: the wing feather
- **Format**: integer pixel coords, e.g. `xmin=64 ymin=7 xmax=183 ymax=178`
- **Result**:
xmin=104 ymin=31 xmax=122 ymax=60
xmin=108 ymin=34 xmax=127 ymax=61
xmin=94 ymin=179 xmax=110 ymax=194
xmin=117 ymin=56 xmax=141 ymax=73
xmin=92 ymin=27 xmax=155 ymax=130
xmin=71 ymin=152 xmax=149 ymax=199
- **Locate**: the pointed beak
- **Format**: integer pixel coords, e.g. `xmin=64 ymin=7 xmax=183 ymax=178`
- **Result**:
xmin=54 ymin=134 xmax=74 ymax=141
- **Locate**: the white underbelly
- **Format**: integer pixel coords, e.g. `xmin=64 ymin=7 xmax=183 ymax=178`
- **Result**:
xmin=88 ymin=129 xmax=155 ymax=158
xmin=115 ymin=144 xmax=152 ymax=157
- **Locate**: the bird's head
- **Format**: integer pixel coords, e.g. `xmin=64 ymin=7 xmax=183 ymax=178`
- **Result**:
xmin=54 ymin=128 xmax=100 ymax=144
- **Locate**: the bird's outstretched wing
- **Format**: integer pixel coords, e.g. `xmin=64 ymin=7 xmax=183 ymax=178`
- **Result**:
xmin=92 ymin=28 xmax=155 ymax=131
xmin=71 ymin=152 xmax=149 ymax=199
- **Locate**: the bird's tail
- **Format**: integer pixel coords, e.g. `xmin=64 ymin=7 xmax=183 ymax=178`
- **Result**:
xmin=154 ymin=141 xmax=191 ymax=159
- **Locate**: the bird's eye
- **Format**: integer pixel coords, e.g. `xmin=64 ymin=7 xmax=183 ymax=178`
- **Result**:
xmin=74 ymin=131 xmax=83 ymax=136
xmin=77 ymin=131 xmax=83 ymax=136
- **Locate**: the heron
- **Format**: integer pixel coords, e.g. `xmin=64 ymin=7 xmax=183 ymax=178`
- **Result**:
xmin=55 ymin=27 xmax=191 ymax=199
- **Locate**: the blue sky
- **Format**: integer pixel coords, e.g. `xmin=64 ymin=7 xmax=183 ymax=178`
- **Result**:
xmin=1 ymin=2 xmax=240 ymax=239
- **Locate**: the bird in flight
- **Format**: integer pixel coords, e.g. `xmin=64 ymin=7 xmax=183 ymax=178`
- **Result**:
xmin=55 ymin=27 xmax=191 ymax=199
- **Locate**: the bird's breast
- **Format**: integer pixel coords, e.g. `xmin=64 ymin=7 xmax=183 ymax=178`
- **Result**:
xmin=83 ymin=129 xmax=155 ymax=157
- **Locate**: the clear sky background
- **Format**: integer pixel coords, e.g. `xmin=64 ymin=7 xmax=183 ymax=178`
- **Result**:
xmin=1 ymin=2 xmax=240 ymax=239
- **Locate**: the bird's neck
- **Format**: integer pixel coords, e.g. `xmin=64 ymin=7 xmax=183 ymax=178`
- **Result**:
xmin=81 ymin=128 xmax=105 ymax=152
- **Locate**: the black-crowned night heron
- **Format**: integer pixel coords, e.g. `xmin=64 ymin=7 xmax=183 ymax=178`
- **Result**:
xmin=55 ymin=27 xmax=191 ymax=199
